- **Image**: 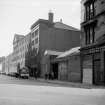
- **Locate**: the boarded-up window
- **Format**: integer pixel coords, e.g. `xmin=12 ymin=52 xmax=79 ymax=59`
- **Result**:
xmin=83 ymin=55 xmax=93 ymax=84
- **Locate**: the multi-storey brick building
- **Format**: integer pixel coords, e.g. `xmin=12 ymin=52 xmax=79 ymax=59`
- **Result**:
xmin=2 ymin=53 xmax=15 ymax=74
xmin=29 ymin=12 xmax=81 ymax=78
xmin=0 ymin=57 xmax=5 ymax=74
xmin=80 ymin=0 xmax=105 ymax=85
xmin=13 ymin=33 xmax=31 ymax=72
xmin=13 ymin=34 xmax=25 ymax=71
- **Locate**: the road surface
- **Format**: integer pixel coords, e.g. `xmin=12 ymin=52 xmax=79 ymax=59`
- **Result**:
xmin=0 ymin=75 xmax=105 ymax=105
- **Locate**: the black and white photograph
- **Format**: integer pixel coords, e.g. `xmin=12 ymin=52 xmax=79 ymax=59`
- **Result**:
xmin=0 ymin=0 xmax=105 ymax=105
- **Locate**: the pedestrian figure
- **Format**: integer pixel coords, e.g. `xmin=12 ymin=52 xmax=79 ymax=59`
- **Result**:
xmin=45 ymin=73 xmax=47 ymax=80
xmin=45 ymin=72 xmax=48 ymax=80
xmin=34 ymin=69 xmax=38 ymax=80
xmin=51 ymin=71 xmax=54 ymax=80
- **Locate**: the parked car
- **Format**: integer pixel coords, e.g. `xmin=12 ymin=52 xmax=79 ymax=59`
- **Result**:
xmin=20 ymin=67 xmax=29 ymax=79
xmin=8 ymin=72 xmax=18 ymax=77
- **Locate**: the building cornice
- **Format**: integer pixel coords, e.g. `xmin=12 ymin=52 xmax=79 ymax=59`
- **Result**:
xmin=84 ymin=0 xmax=96 ymax=5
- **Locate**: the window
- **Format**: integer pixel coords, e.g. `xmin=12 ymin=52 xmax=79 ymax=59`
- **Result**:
xmin=85 ymin=25 xmax=95 ymax=45
xmin=91 ymin=26 xmax=95 ymax=43
xmin=90 ymin=3 xmax=95 ymax=19
xmin=85 ymin=27 xmax=90 ymax=44
xmin=35 ymin=29 xmax=38 ymax=36
xmin=35 ymin=38 xmax=38 ymax=44
xmin=32 ymin=40 xmax=34 ymax=45
xmin=32 ymin=32 xmax=34 ymax=38
xmin=85 ymin=1 xmax=95 ymax=21
xmin=86 ymin=5 xmax=90 ymax=20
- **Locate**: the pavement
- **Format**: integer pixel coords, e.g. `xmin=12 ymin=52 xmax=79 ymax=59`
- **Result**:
xmin=1 ymin=74 xmax=105 ymax=89
xmin=29 ymin=76 xmax=105 ymax=89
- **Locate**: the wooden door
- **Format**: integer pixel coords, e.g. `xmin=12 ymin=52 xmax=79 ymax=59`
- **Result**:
xmin=94 ymin=59 xmax=105 ymax=85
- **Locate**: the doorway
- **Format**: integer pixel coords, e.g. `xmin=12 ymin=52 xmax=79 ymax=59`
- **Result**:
xmin=51 ymin=63 xmax=58 ymax=79
xmin=94 ymin=58 xmax=105 ymax=85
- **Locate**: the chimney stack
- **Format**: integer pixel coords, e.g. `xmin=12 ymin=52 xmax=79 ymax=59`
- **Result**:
xmin=48 ymin=10 xmax=53 ymax=23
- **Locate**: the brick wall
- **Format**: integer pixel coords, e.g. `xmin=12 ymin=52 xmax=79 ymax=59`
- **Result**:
xmin=39 ymin=23 xmax=80 ymax=76
xmin=68 ymin=55 xmax=81 ymax=82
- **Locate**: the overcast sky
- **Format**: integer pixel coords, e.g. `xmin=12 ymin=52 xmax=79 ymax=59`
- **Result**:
xmin=0 ymin=0 xmax=81 ymax=57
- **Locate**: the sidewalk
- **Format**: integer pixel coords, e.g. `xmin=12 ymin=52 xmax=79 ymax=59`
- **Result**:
xmin=29 ymin=77 xmax=105 ymax=89
xmin=2 ymin=74 xmax=104 ymax=89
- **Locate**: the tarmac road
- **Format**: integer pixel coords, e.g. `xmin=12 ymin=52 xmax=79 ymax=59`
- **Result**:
xmin=0 ymin=75 xmax=105 ymax=105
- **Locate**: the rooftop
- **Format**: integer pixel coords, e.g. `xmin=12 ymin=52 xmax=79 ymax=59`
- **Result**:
xmin=44 ymin=50 xmax=63 ymax=56
xmin=54 ymin=22 xmax=80 ymax=31
xmin=30 ymin=12 xmax=80 ymax=31
xmin=57 ymin=46 xmax=80 ymax=58
xmin=30 ymin=19 xmax=52 ymax=29
xmin=13 ymin=34 xmax=25 ymax=43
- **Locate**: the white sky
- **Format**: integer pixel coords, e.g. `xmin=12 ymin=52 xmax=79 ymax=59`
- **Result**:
xmin=0 ymin=0 xmax=81 ymax=57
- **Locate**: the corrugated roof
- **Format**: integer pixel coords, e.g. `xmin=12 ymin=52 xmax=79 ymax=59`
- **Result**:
xmin=57 ymin=47 xmax=80 ymax=58
xmin=44 ymin=50 xmax=63 ymax=56
xmin=54 ymin=22 xmax=80 ymax=31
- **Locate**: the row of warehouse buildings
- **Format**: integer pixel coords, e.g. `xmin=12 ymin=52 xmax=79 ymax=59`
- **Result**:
xmin=1 ymin=0 xmax=105 ymax=86
xmin=2 ymin=12 xmax=81 ymax=82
